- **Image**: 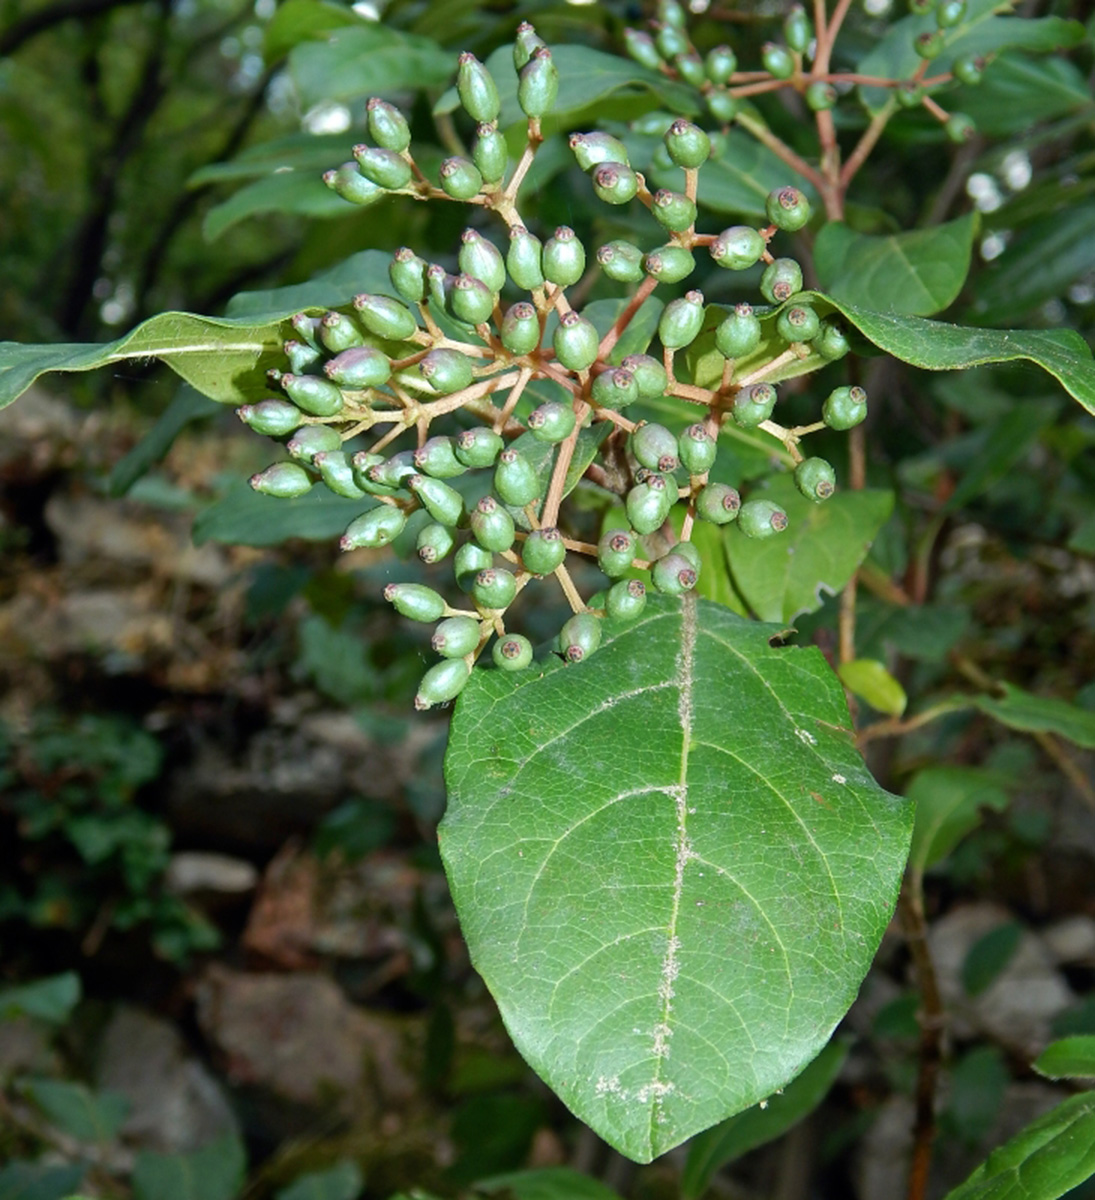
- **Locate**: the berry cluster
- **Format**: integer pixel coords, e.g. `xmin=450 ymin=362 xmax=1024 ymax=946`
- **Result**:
xmin=237 ymin=20 xmax=870 ymax=711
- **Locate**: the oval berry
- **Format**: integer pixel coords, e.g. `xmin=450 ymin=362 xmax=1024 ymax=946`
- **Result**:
xmin=493 ymin=633 xmax=534 ymax=671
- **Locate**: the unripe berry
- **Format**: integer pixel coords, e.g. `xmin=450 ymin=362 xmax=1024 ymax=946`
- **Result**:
xmin=914 ymin=30 xmax=945 ymax=60
xmin=417 ymin=522 xmax=455 ymax=563
xmin=623 ymin=28 xmax=664 ymax=72
xmin=626 ymin=473 xmax=674 ymax=535
xmin=705 ymin=44 xmax=737 ymax=84
xmin=762 ymin=42 xmax=795 ymax=80
xmin=710 ymin=225 xmax=766 ymax=270
xmin=776 ymin=303 xmax=821 ymax=344
xmin=457 ymin=52 xmax=500 ymax=123
xmin=679 ymin=423 xmax=717 ymax=475
xmin=473 ymin=566 xmax=517 ymax=610
xmin=518 ymin=46 xmax=559 ymax=118
xmin=630 ymin=422 xmax=680 ymax=473
xmin=738 ymin=499 xmax=789 ymax=539
xmin=427 ymin=264 xmax=455 ymax=312
xmin=936 ymin=0 xmax=966 ymax=27
xmin=352 ymin=145 xmax=413 ymax=190
xmin=569 ymin=131 xmax=630 ymax=172
xmin=591 ymin=162 xmax=639 ymax=206
xmin=366 ymin=97 xmax=411 ymax=152
xmin=494 ymin=448 xmax=541 ymax=506
xmin=543 ymin=226 xmax=586 ymax=287
xmin=560 ymin=613 xmax=602 ymax=663
xmin=250 ymin=462 xmax=312 ymax=498
xmin=341 ymin=505 xmax=407 ymax=551
xmin=591 ymin=366 xmax=639 ymax=410
xmin=472 ymin=122 xmax=507 ymax=184
xmin=657 ymin=0 xmax=686 ymax=28
xmin=674 ymin=52 xmax=706 ymax=88
xmin=367 ymin=449 xmax=417 ymax=489
xmin=459 ymin=229 xmax=506 ymax=294
xmin=795 ymin=456 xmax=837 ymax=502
xmin=528 ymin=401 xmax=577 ymax=443
xmin=895 ymin=80 xmax=925 ymax=108
xmin=707 ymin=90 xmax=741 ymax=123
xmin=470 ymin=495 xmax=516 ymax=552
xmin=409 ymin=474 xmax=465 ymax=526
xmin=419 ymin=348 xmax=475 ymax=394
xmin=324 ymin=163 xmax=383 ymax=206
xmin=766 ymin=186 xmax=811 ymax=232
xmin=652 ymin=551 xmax=698 ymax=595
xmin=598 ymin=240 xmax=645 ymax=283
xmin=655 ymin=24 xmax=688 ymax=60
xmin=823 ymin=384 xmax=868 ymax=430
xmin=450 ymin=273 xmax=495 ymax=325
xmin=908 ymin=0 xmax=934 ymax=12
xmin=652 ymin=189 xmax=697 ymax=233
xmin=315 ymin=450 xmax=365 ymax=498
xmin=351 ymin=292 xmax=417 ymax=341
xmin=605 ymin=578 xmax=646 ymax=621
xmin=283 ymin=339 xmax=321 ymax=375
xmin=716 ymin=303 xmax=762 ymax=359
xmin=290 ymin=426 xmax=342 ymax=465
xmin=384 ymin=582 xmax=446 ymax=623
xmin=325 ymin=345 xmax=391 ymax=389
xmin=507 ymin=226 xmax=545 ymax=290
xmin=352 ymin=450 xmax=401 ymax=496
xmin=598 ymin=528 xmax=637 ymax=577
xmin=290 ymin=312 xmax=322 ymax=350
xmin=812 ymin=318 xmax=851 ymax=361
xmin=414 ymin=436 xmax=466 ymax=479
xmin=784 ymin=5 xmax=812 ymax=54
xmin=454 ymin=541 xmax=493 ymax=592
xmin=553 ymin=311 xmax=599 ymax=371
xmin=953 ymin=55 xmax=985 ymax=85
xmin=658 ymin=290 xmax=705 ymax=350
xmin=760 ymin=257 xmax=804 ymax=304
xmin=432 ymin=616 xmax=480 ymax=658
xmin=513 ymin=20 xmax=546 ymax=69
xmin=522 ymin=527 xmax=566 ymax=575
xmin=945 ymin=113 xmax=976 ymax=144
xmin=237 ymin=399 xmax=301 ymax=437
xmin=440 ymin=156 xmax=484 ymax=200
xmin=500 ymin=302 xmax=541 ymax=356
xmin=618 ymin=355 xmax=666 ymax=400
xmin=319 ymin=310 xmax=364 ymax=353
xmin=493 ymin=633 xmax=533 ymax=671
xmin=805 ymin=81 xmax=837 ymax=111
xmin=390 ymin=247 xmax=429 ymax=303
xmin=642 ymin=244 xmax=695 ymax=284
xmin=454 ymin=426 xmax=504 ymax=469
xmin=414 ymin=659 xmax=470 ymax=710
xmin=663 ymin=118 xmax=711 ymax=168
xmin=733 ymin=382 xmax=778 ymax=428
xmin=281 ymin=373 xmax=344 ymax=417
xmin=696 ymin=482 xmax=741 ymax=524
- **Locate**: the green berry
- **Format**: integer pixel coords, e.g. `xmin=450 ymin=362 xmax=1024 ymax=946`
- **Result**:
xmin=433 ymin=616 xmax=480 ymax=658
xmin=760 ymin=257 xmax=804 ymax=304
xmin=658 ymin=290 xmax=705 ymax=350
xmin=766 ymin=186 xmax=811 ymax=232
xmin=642 ymin=244 xmax=695 ymax=284
xmin=527 ymin=401 xmax=576 ymax=443
xmin=417 ymin=522 xmax=455 ymax=564
xmin=705 ymin=44 xmax=737 ymax=84
xmin=420 ymin=348 xmax=475 ymax=394
xmin=679 ymin=423 xmax=717 ymax=475
xmin=623 ymin=28 xmax=664 ymax=72
xmin=657 ymin=0 xmax=686 ymax=28
xmin=710 ymin=225 xmax=766 ymax=270
xmin=895 ymin=81 xmax=924 ymax=108
xmin=795 ymin=456 xmax=837 ymax=502
xmin=652 ymin=551 xmax=698 ymax=595
xmin=518 ymin=46 xmax=559 ymax=118
xmin=569 ymin=131 xmax=630 ymax=172
xmin=494 ymin=448 xmax=541 ymax=507
xmin=626 ymin=473 xmax=674 ymax=535
xmin=543 ymin=226 xmax=586 ymax=287
xmin=953 ymin=55 xmax=984 ymax=86
xmin=605 ymin=578 xmax=646 ymax=621
xmin=945 ymin=113 xmax=976 ymax=144
xmin=776 ymin=303 xmax=821 ymax=344
xmin=367 ymin=450 xmax=417 ymax=489
xmin=591 ymin=161 xmax=639 ymax=206
xmin=457 ymin=51 xmax=500 ymax=123
xmin=598 ymin=527 xmax=637 ymax=577
xmin=472 ymin=122 xmax=507 ymax=184
xmin=324 ymin=345 xmax=391 ymax=389
xmin=390 ymin=247 xmax=428 ymax=304
xmin=591 ymin=366 xmax=639 ymax=410
xmin=414 ymin=436 xmax=467 ymax=479
xmin=707 ymin=90 xmax=741 ymax=123
xmin=560 ymin=613 xmax=602 ymax=664
xmin=319 ymin=310 xmax=365 ymax=354
xmin=914 ymin=30 xmax=945 ymax=59
xmin=409 ymin=474 xmax=465 ymax=526
xmin=315 ymin=450 xmax=365 ymax=499
xmin=908 ymin=0 xmax=934 ymax=12
xmin=812 ymin=318 xmax=850 ymax=361
xmin=324 ymin=163 xmax=384 ymax=207
xmin=281 ymin=373 xmax=344 ymax=418
xmin=290 ymin=312 xmax=321 ymax=350
xmin=696 ymin=482 xmax=741 ymax=524
xmin=936 ymin=0 xmax=966 ymax=27
xmin=250 ymin=461 xmax=312 ymax=498
xmin=733 ymin=382 xmax=777 ymax=428
xmin=454 ymin=426 xmax=504 ymax=469
xmin=805 ymin=81 xmax=837 ymax=111
xmin=715 ymin=303 xmax=762 ymax=359
xmin=823 ymin=384 xmax=868 ymax=430
xmin=289 ymin=425 xmax=342 ymax=464
xmin=664 ymin=118 xmax=711 ymax=169
xmin=454 ymin=541 xmax=493 ymax=592
xmin=762 ymin=42 xmax=795 ymax=80
xmin=500 ymin=301 xmax=541 ymax=356
xmin=439 ymin=156 xmax=484 ymax=200
xmin=384 ymin=582 xmax=446 ymax=623
xmin=738 ymin=499 xmax=789 ymax=539
xmin=652 ymin=189 xmax=697 ymax=233
xmin=351 ymin=450 xmax=401 ymax=496
xmin=340 ymin=504 xmax=407 ymax=551
xmin=283 ymin=339 xmax=321 ymax=375
xmin=450 ymin=273 xmax=495 ymax=325
xmin=414 ymin=659 xmax=470 ymax=711
xmin=513 ymin=20 xmax=546 ymax=70
xmin=473 ymin=567 xmax=517 ymax=610
xmin=469 ymin=495 xmax=516 ymax=552
xmin=459 ymin=229 xmax=506 ymax=294
xmin=597 ymin=240 xmax=645 ymax=283
xmin=630 ymin=422 xmax=680 ymax=473
xmin=621 ymin=354 xmax=669 ymax=399
xmin=352 ymin=292 xmax=418 ymax=341
xmin=428 ymin=262 xmax=454 ymax=310
xmin=521 ymin=527 xmax=566 ymax=575
xmin=553 ymin=311 xmax=599 ymax=371
xmin=507 ymin=225 xmax=545 ymax=290
xmin=352 ymin=144 xmax=412 ymax=190
xmin=493 ymin=634 xmax=533 ymax=671
xmin=366 ymin=97 xmax=411 ymax=152
xmin=674 ymin=51 xmax=706 ymax=88
xmin=655 ymin=24 xmax=688 ymax=60
xmin=783 ymin=5 xmax=812 ymax=54
xmin=237 ymin=399 xmax=301 ymax=437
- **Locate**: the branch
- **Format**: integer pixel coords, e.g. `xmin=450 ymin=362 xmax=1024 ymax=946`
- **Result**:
xmin=0 ymin=0 xmax=147 ymax=55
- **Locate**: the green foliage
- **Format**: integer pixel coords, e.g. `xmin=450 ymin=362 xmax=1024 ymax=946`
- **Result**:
xmin=132 ymin=1134 xmax=247 ymax=1200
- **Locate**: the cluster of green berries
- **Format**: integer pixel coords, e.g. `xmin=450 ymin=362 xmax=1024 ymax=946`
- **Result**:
xmin=237 ymin=18 xmax=871 ymax=712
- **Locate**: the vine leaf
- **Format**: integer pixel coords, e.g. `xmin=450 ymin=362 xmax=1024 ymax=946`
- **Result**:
xmin=441 ymin=595 xmax=913 ymax=1162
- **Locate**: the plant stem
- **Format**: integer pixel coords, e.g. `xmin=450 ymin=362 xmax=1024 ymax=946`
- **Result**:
xmin=733 ymin=111 xmax=827 ymax=192
xmin=598 ymin=274 xmax=659 ymax=361
xmin=540 ymin=401 xmax=590 ymax=528
xmin=840 ymin=99 xmax=897 ymax=188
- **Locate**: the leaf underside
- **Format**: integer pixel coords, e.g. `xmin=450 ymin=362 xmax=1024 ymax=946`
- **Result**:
xmin=441 ymin=595 xmax=913 ymax=1162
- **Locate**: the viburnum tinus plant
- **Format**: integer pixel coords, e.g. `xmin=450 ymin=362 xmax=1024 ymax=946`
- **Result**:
xmin=3 ymin=0 xmax=1095 ymax=1182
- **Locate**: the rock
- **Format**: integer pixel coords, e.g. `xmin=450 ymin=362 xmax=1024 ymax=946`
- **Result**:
xmin=96 ymin=1007 xmax=239 ymax=1153
xmin=1042 ymin=915 xmax=1095 ymax=966
xmin=165 ymin=853 xmax=258 ymax=897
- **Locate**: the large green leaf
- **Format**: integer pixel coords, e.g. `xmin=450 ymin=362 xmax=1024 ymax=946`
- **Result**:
xmin=21 ymin=1080 xmax=128 ymax=1144
xmin=0 ymin=313 xmax=287 ymax=412
xmin=275 ymin=1161 xmax=365 ymax=1200
xmin=263 ymin=0 xmax=365 ymax=64
xmin=1033 ymin=1037 xmax=1095 ymax=1081
xmin=0 ymin=1162 xmax=85 ymax=1200
xmin=814 ymin=214 xmax=977 ymax=317
xmin=473 ymin=1169 xmax=623 ymax=1200
xmin=203 ymin=170 xmax=363 ymax=242
xmin=192 ymin=481 xmax=369 ymax=547
xmin=971 ymin=683 xmax=1095 ymax=749
xmin=188 ymin=133 xmax=355 ymax=187
xmin=681 ymin=1039 xmax=848 ymax=1199
xmin=131 ymin=1134 xmax=247 ymax=1200
xmin=441 ymin=595 xmax=913 ymax=1162
xmin=225 ymin=249 xmax=395 ymax=320
xmin=943 ymin=1091 xmax=1095 ymax=1200
xmin=951 ymin=53 xmax=1093 ymax=138
xmin=0 ymin=972 xmax=81 ymax=1024
xmin=726 ymin=476 xmax=895 ymax=623
xmin=906 ymin=766 xmax=1010 ymax=880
